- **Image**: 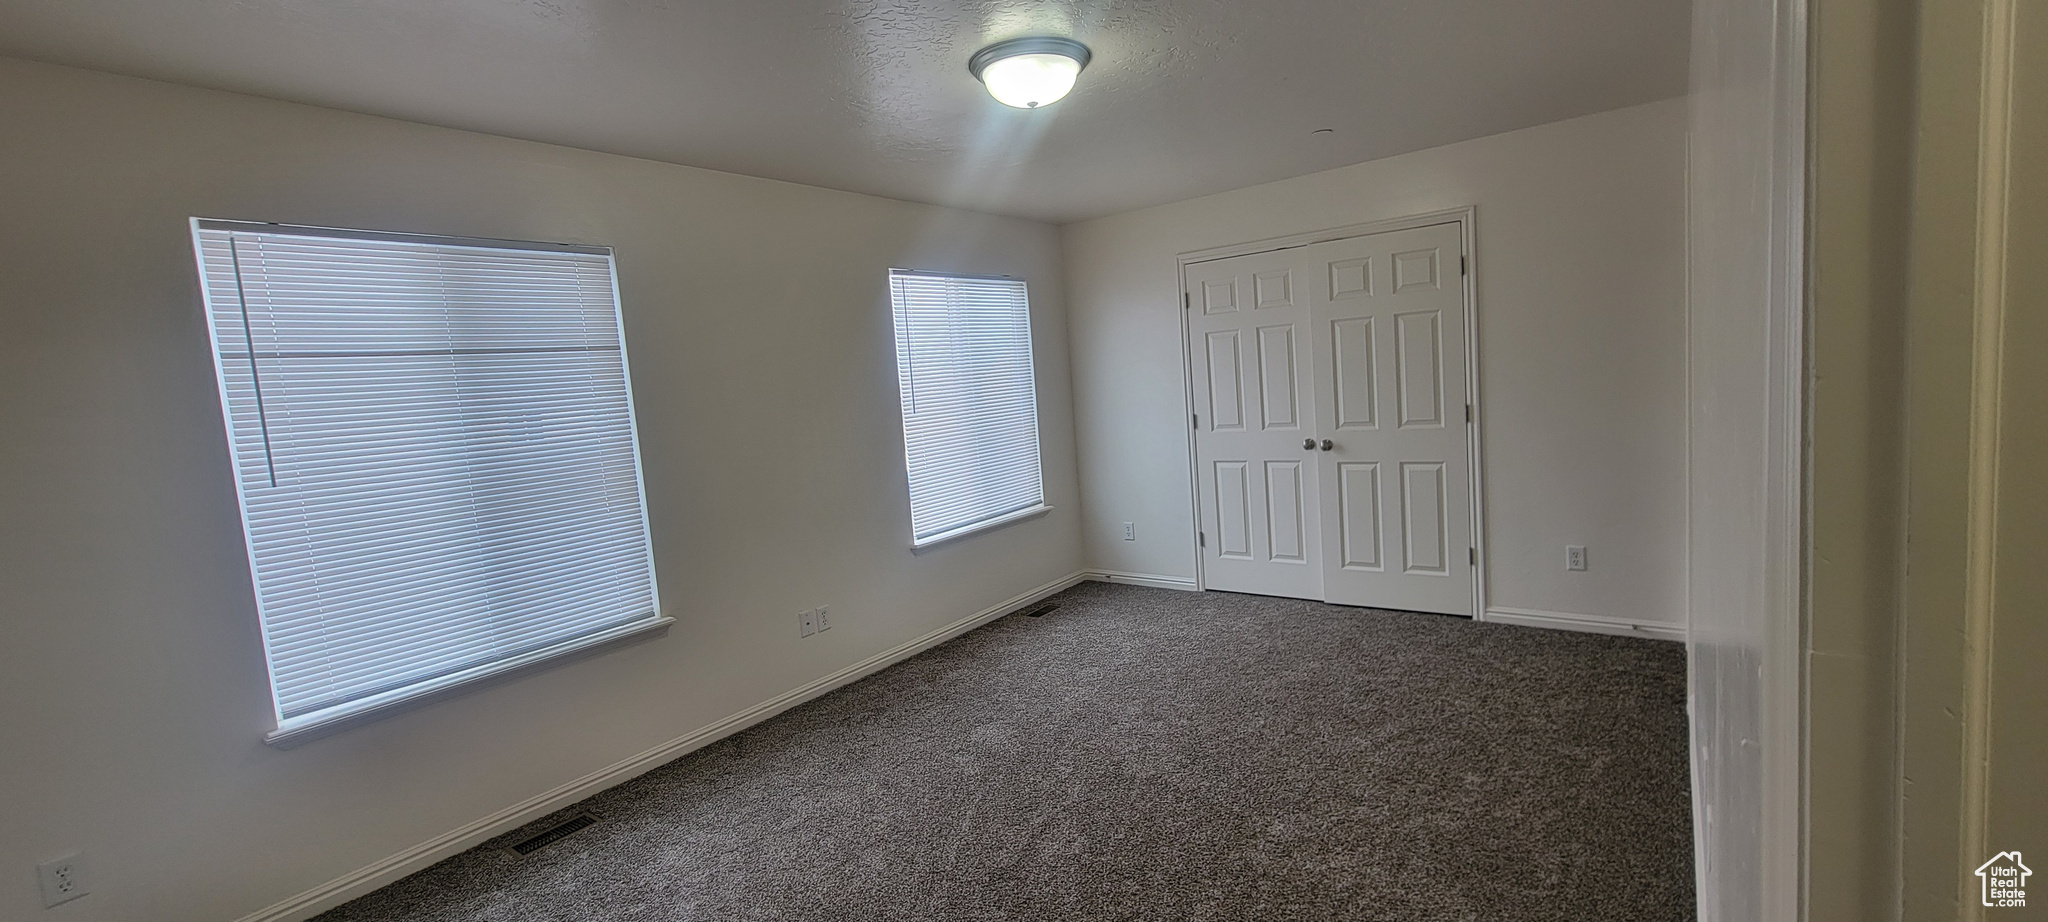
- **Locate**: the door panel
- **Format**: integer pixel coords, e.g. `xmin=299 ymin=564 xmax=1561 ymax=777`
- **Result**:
xmin=1201 ymin=278 xmax=1238 ymax=314
xmin=1393 ymin=247 xmax=1440 ymax=292
xmin=1330 ymin=257 xmax=1372 ymax=299
xmin=1331 ymin=317 xmax=1378 ymax=429
xmin=1254 ymin=269 xmax=1293 ymax=309
xmin=1306 ymin=222 xmax=1474 ymax=615
xmin=1336 ymin=461 xmax=1383 ymax=569
xmin=1399 ymin=461 xmax=1449 ymax=575
xmin=1204 ymin=331 xmax=1245 ymax=431
xmin=1264 ymin=460 xmax=1308 ymax=562
xmin=1187 ymin=250 xmax=1323 ymax=599
xmin=1395 ymin=310 xmax=1445 ymax=428
xmin=1256 ymin=325 xmax=1300 ymax=429
xmin=1213 ymin=461 xmax=1252 ymax=558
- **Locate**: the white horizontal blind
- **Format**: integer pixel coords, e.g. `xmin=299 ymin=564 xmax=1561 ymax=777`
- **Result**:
xmin=888 ymin=270 xmax=1044 ymax=544
xmin=192 ymin=221 xmax=659 ymax=730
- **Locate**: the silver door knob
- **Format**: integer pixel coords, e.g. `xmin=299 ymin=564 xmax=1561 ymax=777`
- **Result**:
xmin=1302 ymin=438 xmax=1316 ymax=450
xmin=1319 ymin=439 xmax=1334 ymax=451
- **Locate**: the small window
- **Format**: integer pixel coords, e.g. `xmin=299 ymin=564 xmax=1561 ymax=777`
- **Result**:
xmin=887 ymin=269 xmax=1046 ymax=546
xmin=191 ymin=220 xmax=664 ymax=745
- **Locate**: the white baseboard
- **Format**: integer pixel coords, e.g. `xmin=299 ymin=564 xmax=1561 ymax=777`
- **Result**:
xmin=1083 ymin=569 xmax=1200 ymax=591
xmin=236 ymin=569 xmax=1091 ymax=922
xmin=1483 ymin=606 xmax=1685 ymax=642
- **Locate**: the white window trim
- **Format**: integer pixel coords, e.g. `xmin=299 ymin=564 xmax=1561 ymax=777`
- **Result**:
xmin=906 ymin=502 xmax=1054 ymax=553
xmin=264 ymin=616 xmax=671 ymax=749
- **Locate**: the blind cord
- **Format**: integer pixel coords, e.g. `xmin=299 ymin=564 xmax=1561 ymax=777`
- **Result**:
xmin=227 ymin=235 xmax=281 ymax=487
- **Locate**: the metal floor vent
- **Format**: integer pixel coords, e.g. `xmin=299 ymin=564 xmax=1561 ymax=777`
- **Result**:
xmin=1019 ymin=601 xmax=1060 ymax=618
xmin=509 ymin=813 xmax=598 ymax=856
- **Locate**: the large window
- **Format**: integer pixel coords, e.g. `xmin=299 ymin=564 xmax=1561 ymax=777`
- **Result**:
xmin=191 ymin=220 xmax=663 ymax=746
xmin=887 ymin=269 xmax=1046 ymax=546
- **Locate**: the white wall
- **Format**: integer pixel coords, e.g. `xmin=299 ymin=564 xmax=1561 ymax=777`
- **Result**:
xmin=1682 ymin=0 xmax=1807 ymax=913
xmin=0 ymin=57 xmax=1082 ymax=921
xmin=1061 ymin=99 xmax=1688 ymax=631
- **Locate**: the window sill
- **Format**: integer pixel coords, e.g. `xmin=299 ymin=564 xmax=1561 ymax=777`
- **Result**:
xmin=263 ymin=615 xmax=674 ymax=750
xmin=910 ymin=504 xmax=1053 ymax=553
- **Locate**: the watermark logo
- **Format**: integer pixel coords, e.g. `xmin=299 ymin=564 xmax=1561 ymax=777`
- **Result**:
xmin=1976 ymin=851 xmax=2031 ymax=908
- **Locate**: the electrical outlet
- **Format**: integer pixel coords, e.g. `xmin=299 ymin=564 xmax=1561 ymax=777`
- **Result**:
xmin=815 ymin=606 xmax=831 ymax=631
xmin=38 ymin=853 xmax=89 ymax=908
xmin=1122 ymin=521 xmax=1136 ymax=541
xmin=798 ymin=608 xmax=818 ymax=637
xmin=1566 ymin=545 xmax=1589 ymax=571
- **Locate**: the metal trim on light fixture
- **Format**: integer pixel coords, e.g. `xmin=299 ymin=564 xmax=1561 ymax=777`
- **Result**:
xmin=967 ymin=36 xmax=1092 ymax=81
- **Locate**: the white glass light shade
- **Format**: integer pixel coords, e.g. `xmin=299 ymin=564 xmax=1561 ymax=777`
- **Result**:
xmin=969 ymin=37 xmax=1091 ymax=109
xmin=981 ymin=53 xmax=1082 ymax=108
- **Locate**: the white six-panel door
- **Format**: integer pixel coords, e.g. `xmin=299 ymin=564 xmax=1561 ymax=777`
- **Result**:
xmin=1186 ymin=248 xmax=1324 ymax=599
xmin=1303 ymin=224 xmax=1473 ymax=615
xmin=1187 ymin=221 xmax=1475 ymax=615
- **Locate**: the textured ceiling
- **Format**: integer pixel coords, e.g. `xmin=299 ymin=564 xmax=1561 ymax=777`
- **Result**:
xmin=0 ymin=0 xmax=1690 ymax=223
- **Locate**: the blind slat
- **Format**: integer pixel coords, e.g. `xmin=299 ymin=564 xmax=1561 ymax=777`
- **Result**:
xmin=193 ymin=222 xmax=660 ymax=725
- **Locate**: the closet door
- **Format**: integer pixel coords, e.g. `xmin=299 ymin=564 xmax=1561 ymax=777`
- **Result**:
xmin=1304 ymin=223 xmax=1475 ymax=616
xmin=1186 ymin=249 xmax=1324 ymax=599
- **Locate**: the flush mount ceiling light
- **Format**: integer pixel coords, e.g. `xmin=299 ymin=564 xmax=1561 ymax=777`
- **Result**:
xmin=969 ymin=37 xmax=1092 ymax=109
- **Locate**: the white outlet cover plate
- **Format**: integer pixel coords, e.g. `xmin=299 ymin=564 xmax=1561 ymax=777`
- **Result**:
xmin=38 ymin=853 xmax=89 ymax=907
xmin=816 ymin=606 xmax=830 ymax=630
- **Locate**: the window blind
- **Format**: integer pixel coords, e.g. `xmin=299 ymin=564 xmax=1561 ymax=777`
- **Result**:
xmin=191 ymin=220 xmax=662 ymax=739
xmin=888 ymin=270 xmax=1045 ymax=545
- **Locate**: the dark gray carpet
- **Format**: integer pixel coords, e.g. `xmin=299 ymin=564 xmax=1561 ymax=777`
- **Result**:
xmin=316 ymin=582 xmax=1694 ymax=921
